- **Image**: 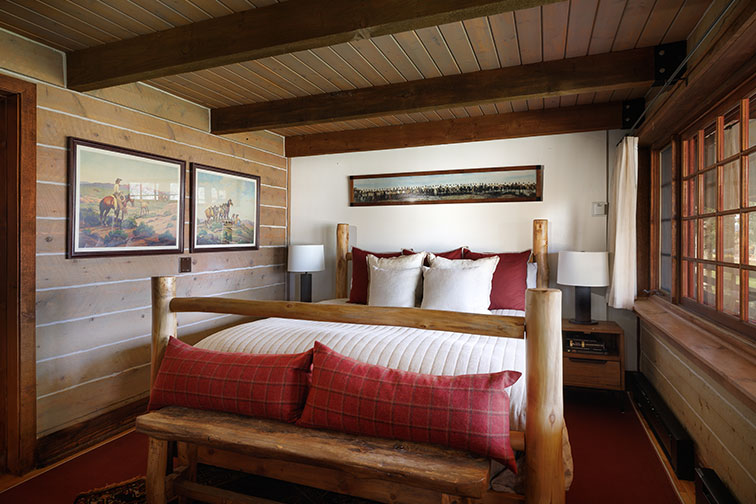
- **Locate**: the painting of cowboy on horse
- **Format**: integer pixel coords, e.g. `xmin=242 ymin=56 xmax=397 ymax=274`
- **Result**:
xmin=69 ymin=139 xmax=184 ymax=256
xmin=191 ymin=164 xmax=260 ymax=252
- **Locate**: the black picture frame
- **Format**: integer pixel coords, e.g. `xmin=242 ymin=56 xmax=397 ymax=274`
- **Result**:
xmin=190 ymin=163 xmax=261 ymax=253
xmin=67 ymin=137 xmax=186 ymax=258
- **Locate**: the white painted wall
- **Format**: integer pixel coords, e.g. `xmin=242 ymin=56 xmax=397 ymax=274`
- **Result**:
xmin=290 ymin=130 xmax=638 ymax=369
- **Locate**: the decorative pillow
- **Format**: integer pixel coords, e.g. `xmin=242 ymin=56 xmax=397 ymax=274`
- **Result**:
xmin=298 ymin=342 xmax=521 ymax=471
xmin=367 ymin=252 xmax=426 ymax=271
xmin=349 ymin=247 xmax=401 ymax=304
xmin=402 ymin=247 xmax=464 ymax=265
xmin=421 ymin=255 xmax=499 ymax=313
xmin=464 ymin=250 xmax=532 ymax=311
xmin=367 ymin=265 xmax=423 ymax=307
xmin=148 ymin=337 xmax=313 ymax=423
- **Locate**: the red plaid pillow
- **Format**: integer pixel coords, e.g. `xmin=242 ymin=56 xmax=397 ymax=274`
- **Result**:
xmin=464 ymin=250 xmax=531 ymax=310
xmin=148 ymin=338 xmax=312 ymax=423
xmin=348 ymin=247 xmax=401 ymax=304
xmin=298 ymin=342 xmax=521 ymax=471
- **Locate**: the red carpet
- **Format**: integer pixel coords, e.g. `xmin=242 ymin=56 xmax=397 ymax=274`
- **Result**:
xmin=0 ymin=390 xmax=679 ymax=504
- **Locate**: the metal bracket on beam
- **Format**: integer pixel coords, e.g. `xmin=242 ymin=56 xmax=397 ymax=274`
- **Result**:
xmin=622 ymin=98 xmax=645 ymax=129
xmin=654 ymin=41 xmax=686 ymax=86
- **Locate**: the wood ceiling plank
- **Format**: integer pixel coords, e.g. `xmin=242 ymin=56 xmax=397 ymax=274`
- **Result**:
xmin=559 ymin=94 xmax=579 ymax=106
xmin=150 ymin=75 xmax=231 ymax=108
xmin=489 ymin=11 xmax=521 ymax=66
xmin=527 ymin=98 xmax=544 ymax=110
xmin=636 ymin=0 xmax=685 ymax=47
xmin=211 ymin=46 xmax=655 ymax=133
xmin=543 ymin=96 xmax=560 ymax=108
xmin=189 ymin=0 xmax=236 ymax=17
xmin=215 ymin=0 xmax=258 ymax=12
xmin=0 ymin=1 xmax=110 ymax=47
xmin=439 ymin=21 xmax=481 ymax=73
xmin=175 ymin=70 xmax=250 ymax=105
xmin=450 ymin=107 xmax=472 ymax=118
xmin=51 ymin=0 xmax=158 ymax=36
xmin=204 ymin=65 xmax=285 ymax=101
xmin=99 ymin=1 xmax=176 ymax=32
xmin=68 ymin=0 xmax=563 ymax=91
xmin=415 ymin=26 xmax=461 ymax=75
xmin=0 ymin=16 xmax=82 ymax=51
xmin=593 ymin=90 xmax=614 ymax=102
xmin=588 ymin=0 xmax=628 ymax=54
xmin=464 ymin=106 xmax=485 ymax=116
xmin=288 ymin=50 xmax=361 ymax=90
xmin=242 ymin=59 xmax=313 ymax=96
xmin=392 ymin=31 xmax=444 ymax=78
xmin=480 ymin=103 xmax=499 ymax=114
xmin=576 ymin=92 xmax=595 ymax=104
xmin=435 ymin=108 xmax=457 ymax=120
xmin=274 ymin=53 xmax=343 ymax=92
xmin=612 ymin=0 xmax=656 ymax=51
xmin=194 ymin=68 xmax=269 ymax=103
xmin=330 ymin=43 xmax=389 ymax=86
xmin=565 ymin=0 xmax=599 ymax=57
xmin=495 ymin=101 xmax=514 ymax=113
xmin=370 ymin=36 xmax=425 ymax=81
xmin=463 ymin=17 xmax=500 ymax=70
xmin=257 ymin=56 xmax=331 ymax=94
xmin=542 ymin=1 xmax=569 ymax=61
xmin=285 ymin=102 xmax=624 ymax=157
xmin=515 ymin=6 xmax=543 ymax=64
xmin=309 ymin=47 xmax=373 ymax=88
xmin=662 ymin=0 xmax=711 ymax=43
xmin=13 ymin=0 xmax=138 ymax=41
xmin=349 ymin=40 xmax=406 ymax=84
xmin=128 ymin=0 xmax=196 ymax=26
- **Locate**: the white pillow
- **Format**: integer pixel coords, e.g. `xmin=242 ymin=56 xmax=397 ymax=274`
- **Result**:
xmin=367 ymin=252 xmax=426 ymax=270
xmin=421 ymin=257 xmax=499 ymax=313
xmin=428 ymin=254 xmax=499 ymax=271
xmin=367 ymin=265 xmax=423 ymax=308
xmin=366 ymin=252 xmax=426 ymax=306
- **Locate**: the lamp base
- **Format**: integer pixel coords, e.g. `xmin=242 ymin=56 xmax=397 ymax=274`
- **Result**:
xmin=299 ymin=272 xmax=312 ymax=303
xmin=571 ymin=285 xmax=596 ymax=325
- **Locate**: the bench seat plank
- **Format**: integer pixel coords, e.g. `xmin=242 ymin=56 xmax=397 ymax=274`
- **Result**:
xmin=136 ymin=406 xmax=491 ymax=498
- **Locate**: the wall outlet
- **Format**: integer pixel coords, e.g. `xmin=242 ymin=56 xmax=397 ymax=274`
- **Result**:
xmin=592 ymin=201 xmax=608 ymax=216
xmin=179 ymin=256 xmax=192 ymax=273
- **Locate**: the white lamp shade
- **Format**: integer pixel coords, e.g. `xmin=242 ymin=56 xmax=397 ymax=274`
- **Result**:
xmin=288 ymin=244 xmax=325 ymax=273
xmin=557 ymin=251 xmax=609 ymax=287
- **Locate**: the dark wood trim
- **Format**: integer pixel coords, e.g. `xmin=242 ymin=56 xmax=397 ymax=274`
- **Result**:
xmin=66 ymin=137 xmax=186 ymax=258
xmin=286 ymin=102 xmax=624 ymax=157
xmin=213 ymin=47 xmax=654 ymax=134
xmin=0 ymin=73 xmax=36 ymax=475
xmin=66 ymin=0 xmax=562 ymax=91
xmin=638 ymin=0 xmax=756 ymax=148
xmin=637 ymin=146 xmax=651 ymax=296
xmin=36 ymin=398 xmax=149 ymax=467
xmin=188 ymin=163 xmax=261 ymax=253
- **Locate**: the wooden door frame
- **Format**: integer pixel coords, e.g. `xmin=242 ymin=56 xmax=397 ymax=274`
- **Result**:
xmin=0 ymin=73 xmax=36 ymax=474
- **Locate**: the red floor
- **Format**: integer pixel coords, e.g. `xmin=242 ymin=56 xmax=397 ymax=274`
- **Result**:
xmin=0 ymin=390 xmax=679 ymax=504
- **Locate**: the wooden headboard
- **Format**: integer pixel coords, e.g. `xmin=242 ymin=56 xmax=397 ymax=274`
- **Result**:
xmin=335 ymin=219 xmax=550 ymax=298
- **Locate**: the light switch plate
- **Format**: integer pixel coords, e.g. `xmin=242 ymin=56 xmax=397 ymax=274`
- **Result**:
xmin=179 ymin=256 xmax=192 ymax=273
xmin=592 ymin=201 xmax=608 ymax=216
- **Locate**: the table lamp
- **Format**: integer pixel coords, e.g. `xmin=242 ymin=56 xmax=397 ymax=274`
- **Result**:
xmin=557 ymin=251 xmax=609 ymax=325
xmin=288 ymin=244 xmax=325 ymax=302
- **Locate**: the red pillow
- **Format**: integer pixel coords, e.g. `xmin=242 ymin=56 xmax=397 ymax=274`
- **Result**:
xmin=348 ymin=247 xmax=401 ymax=304
xmin=402 ymin=247 xmax=465 ymax=265
xmin=464 ymin=250 xmax=531 ymax=311
xmin=148 ymin=337 xmax=312 ymax=423
xmin=297 ymin=342 xmax=521 ymax=471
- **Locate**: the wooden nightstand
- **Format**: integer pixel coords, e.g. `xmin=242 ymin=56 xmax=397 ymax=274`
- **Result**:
xmin=562 ymin=319 xmax=625 ymax=391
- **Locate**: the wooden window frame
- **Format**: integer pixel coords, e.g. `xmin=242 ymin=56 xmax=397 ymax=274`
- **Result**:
xmin=652 ymin=79 xmax=756 ymax=340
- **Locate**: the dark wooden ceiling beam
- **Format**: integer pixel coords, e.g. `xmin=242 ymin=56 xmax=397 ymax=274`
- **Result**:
xmin=212 ymin=47 xmax=654 ymax=134
xmin=67 ymin=0 xmax=562 ymax=92
xmin=285 ymin=102 xmax=624 ymax=157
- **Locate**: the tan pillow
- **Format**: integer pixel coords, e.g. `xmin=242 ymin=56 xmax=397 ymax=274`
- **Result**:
xmin=367 ymin=265 xmax=423 ymax=308
xmin=421 ymin=256 xmax=499 ymax=313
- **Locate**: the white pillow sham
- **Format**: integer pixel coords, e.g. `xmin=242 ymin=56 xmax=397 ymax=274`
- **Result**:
xmin=420 ymin=256 xmax=499 ymax=313
xmin=367 ymin=265 xmax=423 ymax=308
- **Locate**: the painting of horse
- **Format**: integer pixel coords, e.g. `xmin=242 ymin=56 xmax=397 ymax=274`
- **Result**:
xmin=68 ymin=138 xmax=185 ymax=258
xmin=190 ymin=163 xmax=259 ymax=252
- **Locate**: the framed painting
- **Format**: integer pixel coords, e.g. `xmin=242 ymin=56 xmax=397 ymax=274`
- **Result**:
xmin=190 ymin=163 xmax=260 ymax=253
xmin=67 ymin=138 xmax=185 ymax=258
xmin=349 ymin=165 xmax=543 ymax=206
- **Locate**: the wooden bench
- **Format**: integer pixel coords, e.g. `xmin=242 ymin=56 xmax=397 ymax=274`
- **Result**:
xmin=136 ymin=406 xmax=527 ymax=504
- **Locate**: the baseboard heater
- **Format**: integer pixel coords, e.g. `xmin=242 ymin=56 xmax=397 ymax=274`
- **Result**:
xmin=627 ymin=371 xmax=695 ymax=480
xmin=695 ymin=468 xmax=739 ymax=504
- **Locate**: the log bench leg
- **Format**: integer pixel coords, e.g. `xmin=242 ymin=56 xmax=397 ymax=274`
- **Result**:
xmin=178 ymin=444 xmax=198 ymax=504
xmin=146 ymin=437 xmax=169 ymax=504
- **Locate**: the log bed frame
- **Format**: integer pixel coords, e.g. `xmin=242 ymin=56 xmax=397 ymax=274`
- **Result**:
xmin=137 ymin=219 xmax=564 ymax=504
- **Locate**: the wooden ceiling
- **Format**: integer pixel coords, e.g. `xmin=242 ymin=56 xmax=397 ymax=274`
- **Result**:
xmin=0 ymin=0 xmax=713 ymax=140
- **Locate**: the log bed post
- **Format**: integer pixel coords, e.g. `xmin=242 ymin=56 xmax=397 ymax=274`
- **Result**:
xmin=532 ymin=219 xmax=549 ymax=289
xmin=525 ymin=288 xmax=564 ymax=504
xmin=151 ymin=276 xmax=177 ymax=389
xmin=336 ymin=223 xmax=349 ymax=298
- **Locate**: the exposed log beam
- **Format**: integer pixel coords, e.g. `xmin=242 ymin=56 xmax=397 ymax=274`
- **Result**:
xmin=67 ymin=0 xmax=561 ymax=92
xmin=285 ymin=102 xmax=624 ymax=157
xmin=213 ymin=47 xmax=654 ymax=134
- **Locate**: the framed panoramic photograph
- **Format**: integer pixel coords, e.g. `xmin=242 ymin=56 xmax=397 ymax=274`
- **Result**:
xmin=190 ymin=163 xmax=260 ymax=253
xmin=67 ymin=138 xmax=185 ymax=258
xmin=349 ymin=165 xmax=543 ymax=206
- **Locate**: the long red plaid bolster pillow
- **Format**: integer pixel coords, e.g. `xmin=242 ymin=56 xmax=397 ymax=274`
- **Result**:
xmin=297 ymin=342 xmax=521 ymax=472
xmin=148 ymin=337 xmax=313 ymax=423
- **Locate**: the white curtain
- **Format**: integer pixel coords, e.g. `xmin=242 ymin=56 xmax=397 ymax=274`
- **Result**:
xmin=607 ymin=136 xmax=638 ymax=309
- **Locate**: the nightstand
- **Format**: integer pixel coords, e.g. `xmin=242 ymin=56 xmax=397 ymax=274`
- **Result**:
xmin=562 ymin=319 xmax=625 ymax=391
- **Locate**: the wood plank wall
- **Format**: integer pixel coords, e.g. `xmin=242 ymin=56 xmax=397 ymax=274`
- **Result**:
xmin=639 ymin=323 xmax=756 ymax=504
xmin=0 ymin=28 xmax=288 ymax=438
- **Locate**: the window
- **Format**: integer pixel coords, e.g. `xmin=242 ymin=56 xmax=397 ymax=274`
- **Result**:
xmin=678 ymin=92 xmax=756 ymax=329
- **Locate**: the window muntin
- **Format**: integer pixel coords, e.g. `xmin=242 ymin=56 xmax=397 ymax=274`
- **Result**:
xmin=660 ymin=145 xmax=674 ymax=294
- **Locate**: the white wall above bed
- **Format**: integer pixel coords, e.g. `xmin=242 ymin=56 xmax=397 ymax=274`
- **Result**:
xmin=289 ymin=129 xmax=637 ymax=368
